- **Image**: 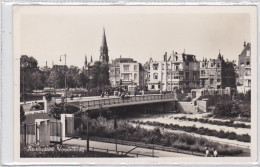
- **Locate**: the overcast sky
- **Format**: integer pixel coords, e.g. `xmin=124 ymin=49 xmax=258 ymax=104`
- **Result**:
xmin=14 ymin=6 xmax=253 ymax=68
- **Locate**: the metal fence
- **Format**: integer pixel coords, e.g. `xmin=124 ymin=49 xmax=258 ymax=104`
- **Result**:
xmin=63 ymin=144 xmax=157 ymax=158
xmin=20 ymin=123 xmax=37 ymax=146
xmin=89 ymin=136 xmax=205 ymax=157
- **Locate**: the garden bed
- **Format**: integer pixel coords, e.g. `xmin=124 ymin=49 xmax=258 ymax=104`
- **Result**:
xmin=130 ymin=120 xmax=251 ymax=143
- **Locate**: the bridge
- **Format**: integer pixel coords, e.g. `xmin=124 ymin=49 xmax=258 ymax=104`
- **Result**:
xmin=68 ymin=94 xmax=177 ymax=112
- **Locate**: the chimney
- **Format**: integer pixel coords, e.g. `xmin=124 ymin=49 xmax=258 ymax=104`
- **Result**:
xmin=164 ymin=52 xmax=167 ymax=62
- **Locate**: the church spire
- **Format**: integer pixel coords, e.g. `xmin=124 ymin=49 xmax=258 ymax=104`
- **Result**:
xmin=218 ymin=49 xmax=222 ymax=60
xmin=84 ymin=55 xmax=88 ymax=68
xmin=91 ymin=55 xmax=93 ymax=62
xmin=100 ymin=28 xmax=109 ymax=63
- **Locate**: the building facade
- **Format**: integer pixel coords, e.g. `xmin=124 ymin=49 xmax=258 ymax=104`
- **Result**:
xmin=199 ymin=53 xmax=236 ymax=89
xmin=237 ymin=42 xmax=251 ymax=93
xmin=109 ymin=57 xmax=144 ymax=89
xmin=148 ymin=52 xmax=200 ymax=91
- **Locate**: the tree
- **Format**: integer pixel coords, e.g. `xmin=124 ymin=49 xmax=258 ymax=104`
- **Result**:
xmin=79 ymin=71 xmax=89 ymax=89
xmin=47 ymin=68 xmax=64 ymax=93
xmin=20 ymin=55 xmax=39 ymax=93
xmin=48 ymin=103 xmax=64 ymax=120
xmin=67 ymin=66 xmax=81 ymax=88
xmin=90 ymin=61 xmax=110 ymax=89
xmin=20 ymin=105 xmax=26 ymax=124
xmin=31 ymin=71 xmax=43 ymax=92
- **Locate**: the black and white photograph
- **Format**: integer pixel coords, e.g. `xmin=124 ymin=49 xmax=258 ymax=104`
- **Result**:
xmin=12 ymin=5 xmax=257 ymax=164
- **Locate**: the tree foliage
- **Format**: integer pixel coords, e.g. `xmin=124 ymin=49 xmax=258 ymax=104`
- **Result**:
xmin=90 ymin=61 xmax=110 ymax=89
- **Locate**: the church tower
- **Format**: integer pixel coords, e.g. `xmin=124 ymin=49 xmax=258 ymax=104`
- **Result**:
xmin=100 ymin=28 xmax=109 ymax=63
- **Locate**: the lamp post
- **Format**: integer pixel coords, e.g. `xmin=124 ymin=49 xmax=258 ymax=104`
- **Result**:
xmin=60 ymin=54 xmax=67 ymax=105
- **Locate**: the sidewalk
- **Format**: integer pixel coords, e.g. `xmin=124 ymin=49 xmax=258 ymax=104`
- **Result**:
xmin=63 ymin=138 xmax=196 ymax=157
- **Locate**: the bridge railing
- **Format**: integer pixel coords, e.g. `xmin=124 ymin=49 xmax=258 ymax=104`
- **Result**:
xmin=81 ymin=94 xmax=175 ymax=108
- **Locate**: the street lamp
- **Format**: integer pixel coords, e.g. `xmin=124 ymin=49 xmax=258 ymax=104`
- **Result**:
xmin=60 ymin=54 xmax=67 ymax=105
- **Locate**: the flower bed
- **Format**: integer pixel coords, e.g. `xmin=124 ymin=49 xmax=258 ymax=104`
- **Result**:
xmin=130 ymin=120 xmax=251 ymax=143
xmin=174 ymin=116 xmax=250 ymax=129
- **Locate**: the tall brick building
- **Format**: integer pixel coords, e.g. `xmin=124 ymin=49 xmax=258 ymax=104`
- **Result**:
xmin=199 ymin=52 xmax=236 ymax=89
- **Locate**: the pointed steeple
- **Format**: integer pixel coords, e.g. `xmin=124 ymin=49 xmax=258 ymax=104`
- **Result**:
xmin=218 ymin=49 xmax=222 ymax=60
xmin=84 ymin=55 xmax=88 ymax=68
xmin=91 ymin=55 xmax=93 ymax=62
xmin=102 ymin=28 xmax=108 ymax=49
xmin=100 ymin=28 xmax=109 ymax=63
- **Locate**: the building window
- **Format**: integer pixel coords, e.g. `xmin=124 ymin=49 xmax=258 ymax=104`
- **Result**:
xmin=162 ymin=64 xmax=164 ymax=70
xmin=202 ymin=63 xmax=205 ymax=67
xmin=185 ymin=72 xmax=189 ymax=79
xmin=217 ymin=71 xmax=221 ymax=76
xmin=217 ymin=79 xmax=221 ymax=82
xmin=123 ymin=65 xmax=129 ymax=72
xmin=148 ymin=74 xmax=150 ymax=78
xmin=201 ymin=70 xmax=205 ymax=75
xmin=123 ymin=74 xmax=130 ymax=81
xmin=186 ymin=62 xmax=189 ymax=66
xmin=210 ymin=70 xmax=215 ymax=76
xmin=217 ymin=63 xmax=220 ymax=68
xmin=162 ymin=73 xmax=164 ymax=80
xmin=153 ymin=73 xmax=158 ymax=79
xmin=174 ymin=76 xmax=179 ymax=79
xmin=175 ymin=65 xmax=179 ymax=70
xmin=247 ymin=61 xmax=250 ymax=65
xmin=153 ymin=64 xmax=158 ymax=70
xmin=151 ymin=85 xmax=155 ymax=89
xmin=134 ymin=74 xmax=137 ymax=80
xmin=210 ymin=78 xmax=214 ymax=84
xmin=134 ymin=65 xmax=137 ymax=71
xmin=248 ymin=80 xmax=251 ymax=87
xmin=245 ymin=69 xmax=251 ymax=76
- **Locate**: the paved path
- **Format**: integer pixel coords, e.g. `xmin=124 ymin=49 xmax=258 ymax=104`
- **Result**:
xmin=63 ymin=138 xmax=195 ymax=157
xmin=133 ymin=114 xmax=250 ymax=135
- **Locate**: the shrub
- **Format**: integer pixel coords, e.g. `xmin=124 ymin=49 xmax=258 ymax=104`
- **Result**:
xmin=227 ymin=132 xmax=237 ymax=140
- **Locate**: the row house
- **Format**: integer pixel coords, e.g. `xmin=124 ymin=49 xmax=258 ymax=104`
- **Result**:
xmin=237 ymin=42 xmax=251 ymax=93
xmin=109 ymin=57 xmax=145 ymax=89
xmin=147 ymin=52 xmax=200 ymax=91
xmin=199 ymin=53 xmax=236 ymax=89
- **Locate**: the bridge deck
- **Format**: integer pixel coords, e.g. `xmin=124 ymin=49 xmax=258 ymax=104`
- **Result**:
xmin=68 ymin=94 xmax=176 ymax=111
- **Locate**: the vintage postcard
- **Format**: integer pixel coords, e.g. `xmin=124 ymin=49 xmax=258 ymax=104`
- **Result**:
xmin=13 ymin=5 xmax=257 ymax=165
